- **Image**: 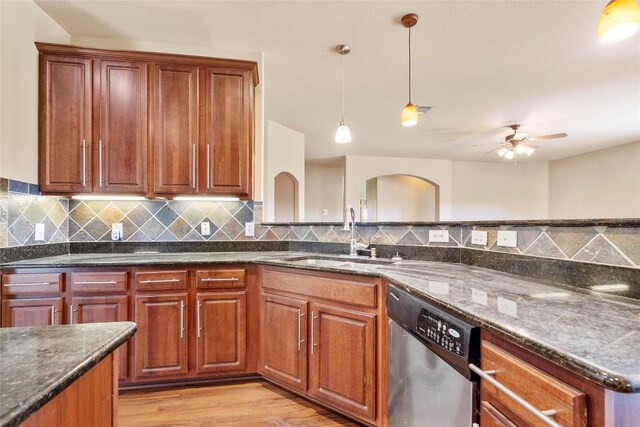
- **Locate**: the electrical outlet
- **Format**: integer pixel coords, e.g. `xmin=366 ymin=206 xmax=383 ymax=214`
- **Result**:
xmin=35 ymin=223 xmax=45 ymax=241
xmin=497 ymin=297 xmax=518 ymax=318
xmin=471 ymin=230 xmax=488 ymax=246
xmin=245 ymin=222 xmax=255 ymax=237
xmin=200 ymin=222 xmax=211 ymax=236
xmin=471 ymin=288 xmax=488 ymax=306
xmin=321 ymin=209 xmax=328 ymax=216
xmin=428 ymin=229 xmax=449 ymax=243
xmin=497 ymin=230 xmax=518 ymax=248
xmin=111 ymin=223 xmax=123 ymax=241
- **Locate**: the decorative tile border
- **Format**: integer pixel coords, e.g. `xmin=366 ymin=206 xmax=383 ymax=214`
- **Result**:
xmin=1 ymin=178 xmax=640 ymax=270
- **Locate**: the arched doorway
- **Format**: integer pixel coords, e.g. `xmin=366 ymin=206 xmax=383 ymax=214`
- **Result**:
xmin=274 ymin=172 xmax=299 ymax=222
xmin=363 ymin=174 xmax=439 ymax=221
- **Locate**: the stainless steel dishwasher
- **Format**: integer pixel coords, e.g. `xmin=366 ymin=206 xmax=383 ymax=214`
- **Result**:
xmin=387 ymin=284 xmax=480 ymax=427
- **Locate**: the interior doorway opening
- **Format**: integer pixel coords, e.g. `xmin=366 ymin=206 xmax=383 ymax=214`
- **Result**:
xmin=362 ymin=174 xmax=439 ymax=221
xmin=274 ymin=172 xmax=299 ymax=222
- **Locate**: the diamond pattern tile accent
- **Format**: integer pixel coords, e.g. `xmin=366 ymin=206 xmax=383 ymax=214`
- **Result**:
xmin=208 ymin=205 xmax=232 ymax=228
xmin=547 ymin=227 xmax=598 ymax=258
xmin=156 ymin=205 xmax=179 ymax=227
xmin=524 ymin=233 xmax=567 ymax=259
xmin=83 ymin=218 xmax=110 ymax=240
xmin=140 ymin=217 xmax=166 ymax=240
xmin=603 ymin=228 xmax=640 ymax=266
xmin=169 ymin=217 xmax=193 ymax=240
xmin=221 ymin=218 xmax=244 ymax=240
xmin=573 ymin=235 xmax=632 ymax=267
xmin=127 ymin=205 xmax=153 ymax=227
xmin=9 ymin=215 xmax=33 ymax=245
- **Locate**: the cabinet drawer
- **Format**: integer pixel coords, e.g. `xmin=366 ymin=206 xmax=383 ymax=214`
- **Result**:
xmin=134 ymin=271 xmax=188 ymax=291
xmin=262 ymin=269 xmax=377 ymax=308
xmin=481 ymin=340 xmax=586 ymax=427
xmin=196 ymin=269 xmax=245 ymax=289
xmin=480 ymin=401 xmax=517 ymax=427
xmin=2 ymin=273 xmax=64 ymax=295
xmin=70 ymin=272 xmax=128 ymax=292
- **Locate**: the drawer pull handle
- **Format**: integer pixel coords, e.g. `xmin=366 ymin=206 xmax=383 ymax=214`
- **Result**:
xmin=180 ymin=300 xmax=185 ymax=339
xmin=4 ymin=282 xmax=52 ymax=287
xmin=469 ymin=364 xmax=560 ymax=427
xmin=74 ymin=281 xmax=118 ymax=285
xmin=389 ymin=292 xmax=400 ymax=301
xmin=139 ymin=279 xmax=181 ymax=284
xmin=51 ymin=305 xmax=56 ymax=325
xmin=201 ymin=277 xmax=239 ymax=282
xmin=311 ymin=311 xmax=318 ymax=355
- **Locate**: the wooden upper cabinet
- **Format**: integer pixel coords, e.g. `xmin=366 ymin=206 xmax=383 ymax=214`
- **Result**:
xmin=203 ymin=68 xmax=253 ymax=197
xmin=39 ymin=54 xmax=92 ymax=193
xmin=96 ymin=60 xmax=147 ymax=193
xmin=151 ymin=63 xmax=199 ymax=195
xmin=37 ymin=43 xmax=257 ymax=197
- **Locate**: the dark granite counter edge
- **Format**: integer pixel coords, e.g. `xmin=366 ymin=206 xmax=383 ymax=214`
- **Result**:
xmin=3 ymin=323 xmax=137 ymax=427
xmin=260 ymin=217 xmax=640 ymax=227
xmin=384 ymin=279 xmax=638 ymax=393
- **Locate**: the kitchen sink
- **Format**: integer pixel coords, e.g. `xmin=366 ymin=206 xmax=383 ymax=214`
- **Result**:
xmin=286 ymin=256 xmax=394 ymax=269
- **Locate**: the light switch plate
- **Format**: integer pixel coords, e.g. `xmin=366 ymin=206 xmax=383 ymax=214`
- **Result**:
xmin=200 ymin=222 xmax=211 ymax=236
xmin=428 ymin=229 xmax=449 ymax=243
xmin=471 ymin=230 xmax=488 ymax=246
xmin=35 ymin=223 xmax=45 ymax=241
xmin=497 ymin=230 xmax=518 ymax=248
xmin=245 ymin=222 xmax=255 ymax=237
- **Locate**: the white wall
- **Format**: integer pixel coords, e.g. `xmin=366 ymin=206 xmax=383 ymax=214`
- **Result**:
xmin=69 ymin=35 xmax=266 ymax=200
xmin=344 ymin=155 xmax=453 ymax=221
xmin=452 ymin=161 xmax=549 ymax=220
xmin=305 ymin=159 xmax=345 ymax=222
xmin=0 ymin=0 xmax=70 ymax=181
xmin=371 ymin=175 xmax=438 ymax=221
xmin=549 ymin=140 xmax=640 ymax=219
xmin=264 ymin=120 xmax=305 ymax=222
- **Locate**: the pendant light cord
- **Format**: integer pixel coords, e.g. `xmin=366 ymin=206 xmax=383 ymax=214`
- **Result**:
xmin=408 ymin=25 xmax=412 ymax=103
xmin=341 ymin=52 xmax=345 ymax=121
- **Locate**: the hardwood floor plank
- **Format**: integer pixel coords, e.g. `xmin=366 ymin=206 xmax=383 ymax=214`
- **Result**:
xmin=119 ymin=381 xmax=360 ymax=426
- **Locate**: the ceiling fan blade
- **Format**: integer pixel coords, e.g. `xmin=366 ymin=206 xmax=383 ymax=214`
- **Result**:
xmin=528 ymin=133 xmax=567 ymax=142
xmin=484 ymin=147 xmax=501 ymax=154
xmin=473 ymin=142 xmax=502 ymax=147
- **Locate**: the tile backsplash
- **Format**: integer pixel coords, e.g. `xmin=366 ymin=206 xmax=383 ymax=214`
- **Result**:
xmin=2 ymin=177 xmax=640 ymax=269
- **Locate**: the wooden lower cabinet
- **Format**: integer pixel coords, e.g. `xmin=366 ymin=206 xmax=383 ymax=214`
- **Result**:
xmin=1 ymin=297 xmax=63 ymax=327
xmin=195 ymin=291 xmax=247 ymax=374
xmin=309 ymin=303 xmax=377 ymax=421
xmin=134 ymin=293 xmax=188 ymax=380
xmin=72 ymin=295 xmax=129 ymax=381
xmin=259 ymin=293 xmax=308 ymax=393
xmin=481 ymin=401 xmax=517 ymax=427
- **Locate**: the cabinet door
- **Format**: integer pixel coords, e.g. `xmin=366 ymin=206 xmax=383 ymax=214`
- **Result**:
xmin=152 ymin=63 xmax=198 ymax=194
xmin=71 ymin=295 xmax=129 ymax=381
xmin=97 ymin=60 xmax=147 ymax=193
xmin=134 ymin=294 xmax=188 ymax=379
xmin=259 ymin=293 xmax=308 ymax=393
xmin=1 ymin=298 xmax=63 ymax=327
xmin=195 ymin=291 xmax=247 ymax=374
xmin=39 ymin=54 xmax=92 ymax=193
xmin=309 ymin=303 xmax=376 ymax=421
xmin=203 ymin=68 xmax=252 ymax=197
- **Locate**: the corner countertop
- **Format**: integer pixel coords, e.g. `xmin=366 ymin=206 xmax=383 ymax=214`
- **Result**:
xmin=0 ymin=322 xmax=137 ymax=427
xmin=3 ymin=251 xmax=640 ymax=393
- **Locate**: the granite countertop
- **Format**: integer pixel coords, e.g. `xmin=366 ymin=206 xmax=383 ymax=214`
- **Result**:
xmin=3 ymin=251 xmax=640 ymax=393
xmin=0 ymin=322 xmax=137 ymax=427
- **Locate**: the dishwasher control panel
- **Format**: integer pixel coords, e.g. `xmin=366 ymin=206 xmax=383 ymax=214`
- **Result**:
xmin=416 ymin=309 xmax=465 ymax=356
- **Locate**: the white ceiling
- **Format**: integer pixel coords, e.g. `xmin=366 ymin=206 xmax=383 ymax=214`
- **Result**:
xmin=36 ymin=0 xmax=640 ymax=162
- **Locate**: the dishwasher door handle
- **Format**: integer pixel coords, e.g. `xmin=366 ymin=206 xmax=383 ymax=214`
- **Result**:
xmin=469 ymin=363 xmax=560 ymax=427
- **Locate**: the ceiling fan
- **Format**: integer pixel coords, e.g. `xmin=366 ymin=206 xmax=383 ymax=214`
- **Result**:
xmin=477 ymin=124 xmax=568 ymax=160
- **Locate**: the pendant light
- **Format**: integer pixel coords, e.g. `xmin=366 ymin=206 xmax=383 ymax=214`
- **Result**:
xmin=334 ymin=44 xmax=352 ymax=143
xmin=401 ymin=13 xmax=419 ymax=127
xmin=598 ymin=0 xmax=640 ymax=43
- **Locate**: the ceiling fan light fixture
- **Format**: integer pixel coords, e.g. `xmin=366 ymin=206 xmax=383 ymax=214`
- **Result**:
xmin=401 ymin=102 xmax=419 ymax=127
xmin=598 ymin=0 xmax=640 ymax=43
xmin=524 ymin=146 xmax=536 ymax=156
xmin=497 ymin=147 xmax=509 ymax=157
xmin=504 ymin=150 xmax=515 ymax=160
xmin=513 ymin=132 xmax=527 ymax=140
xmin=335 ymin=119 xmax=352 ymax=143
xmin=515 ymin=143 xmax=527 ymax=155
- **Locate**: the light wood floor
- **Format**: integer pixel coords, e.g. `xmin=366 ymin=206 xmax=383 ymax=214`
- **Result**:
xmin=119 ymin=381 xmax=361 ymax=426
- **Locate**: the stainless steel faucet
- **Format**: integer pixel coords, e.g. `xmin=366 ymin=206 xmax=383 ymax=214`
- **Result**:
xmin=347 ymin=207 xmax=357 ymax=256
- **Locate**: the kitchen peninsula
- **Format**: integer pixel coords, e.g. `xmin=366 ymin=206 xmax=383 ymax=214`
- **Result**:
xmin=0 ymin=322 xmax=136 ymax=427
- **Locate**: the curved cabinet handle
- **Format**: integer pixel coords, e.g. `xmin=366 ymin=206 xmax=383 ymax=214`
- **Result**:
xmin=469 ymin=363 xmax=560 ymax=427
